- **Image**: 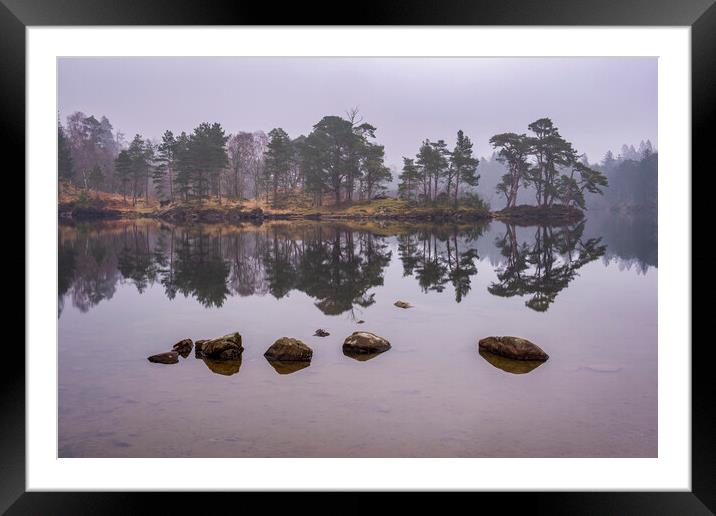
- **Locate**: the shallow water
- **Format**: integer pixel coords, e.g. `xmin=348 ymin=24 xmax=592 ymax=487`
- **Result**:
xmin=58 ymin=215 xmax=657 ymax=457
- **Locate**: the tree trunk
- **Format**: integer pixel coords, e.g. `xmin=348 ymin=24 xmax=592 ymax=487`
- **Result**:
xmin=168 ymin=166 xmax=173 ymax=201
xmin=454 ymin=175 xmax=460 ymax=206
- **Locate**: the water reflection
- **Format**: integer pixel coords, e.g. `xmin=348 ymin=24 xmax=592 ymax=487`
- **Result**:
xmin=58 ymin=218 xmax=653 ymax=317
xmin=488 ymin=222 xmax=606 ymax=312
xmin=343 ymin=350 xmax=385 ymax=362
xmin=479 ymin=350 xmax=545 ymax=374
xmin=397 ymin=226 xmax=483 ymax=302
xmin=202 ymin=357 xmax=242 ymax=376
xmin=266 ymin=360 xmax=311 ymax=375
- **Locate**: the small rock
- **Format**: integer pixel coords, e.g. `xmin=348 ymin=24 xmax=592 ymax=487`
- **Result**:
xmin=314 ymin=329 xmax=330 ymax=337
xmin=147 ymin=351 xmax=179 ymax=364
xmin=195 ymin=332 xmax=243 ymax=360
xmin=172 ymin=338 xmax=193 ymax=356
xmin=264 ymin=337 xmax=313 ymax=362
xmin=394 ymin=300 xmax=412 ymax=309
xmin=343 ymin=331 xmax=391 ymax=354
xmin=478 ymin=336 xmax=549 ymax=361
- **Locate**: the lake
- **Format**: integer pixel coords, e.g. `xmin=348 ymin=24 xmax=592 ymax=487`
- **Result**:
xmin=58 ymin=214 xmax=657 ymax=457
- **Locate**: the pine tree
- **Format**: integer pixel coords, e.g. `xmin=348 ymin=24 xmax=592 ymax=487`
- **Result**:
xmin=398 ymin=157 xmax=420 ymax=201
xmin=263 ymin=128 xmax=294 ymax=204
xmin=490 ymin=132 xmax=530 ymax=209
xmin=156 ymin=131 xmax=177 ymax=201
xmin=450 ymin=130 xmax=480 ymax=206
xmin=114 ymin=150 xmax=132 ymax=201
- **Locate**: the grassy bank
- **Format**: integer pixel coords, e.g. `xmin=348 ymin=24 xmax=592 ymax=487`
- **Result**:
xmin=59 ymin=185 xmax=493 ymax=222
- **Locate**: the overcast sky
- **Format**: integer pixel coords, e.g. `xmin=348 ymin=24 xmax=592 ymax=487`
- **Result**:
xmin=58 ymin=57 xmax=657 ymax=169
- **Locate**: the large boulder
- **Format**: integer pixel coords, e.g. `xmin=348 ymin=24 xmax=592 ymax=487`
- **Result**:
xmin=147 ymin=351 xmax=179 ymax=364
xmin=478 ymin=336 xmax=549 ymax=361
xmin=264 ymin=337 xmax=313 ymax=362
xmin=343 ymin=331 xmax=391 ymax=355
xmin=195 ymin=332 xmax=243 ymax=360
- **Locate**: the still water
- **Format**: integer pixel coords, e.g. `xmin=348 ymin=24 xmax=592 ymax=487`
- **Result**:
xmin=58 ymin=215 xmax=657 ymax=457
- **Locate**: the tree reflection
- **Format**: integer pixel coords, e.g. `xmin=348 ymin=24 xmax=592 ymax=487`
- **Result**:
xmin=397 ymin=225 xmax=483 ymax=302
xmin=488 ymin=221 xmax=606 ymax=311
xmin=57 ymin=219 xmax=623 ymax=317
xmin=58 ymin=222 xmax=391 ymax=316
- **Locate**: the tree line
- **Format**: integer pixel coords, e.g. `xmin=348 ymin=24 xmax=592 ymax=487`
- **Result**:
xmin=58 ymin=109 xmax=394 ymax=206
xmin=58 ymin=112 xmax=611 ymax=210
xmin=397 ymin=130 xmax=480 ymax=206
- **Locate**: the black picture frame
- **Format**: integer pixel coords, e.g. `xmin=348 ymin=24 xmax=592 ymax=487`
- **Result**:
xmin=4 ymin=0 xmax=713 ymax=512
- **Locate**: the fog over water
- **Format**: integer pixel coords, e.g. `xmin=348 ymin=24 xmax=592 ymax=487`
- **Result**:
xmin=58 ymin=57 xmax=657 ymax=168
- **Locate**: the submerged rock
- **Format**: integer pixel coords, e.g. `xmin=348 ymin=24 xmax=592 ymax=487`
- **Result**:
xmin=479 ymin=350 xmax=545 ymax=374
xmin=343 ymin=331 xmax=391 ymax=355
xmin=313 ymin=329 xmax=330 ymax=337
xmin=195 ymin=332 xmax=243 ymax=360
xmin=202 ymin=357 xmax=242 ymax=376
xmin=478 ymin=336 xmax=549 ymax=361
xmin=267 ymin=360 xmax=311 ymax=375
xmin=172 ymin=338 xmax=193 ymax=356
xmin=264 ymin=337 xmax=313 ymax=362
xmin=147 ymin=351 xmax=179 ymax=364
xmin=394 ymin=300 xmax=412 ymax=309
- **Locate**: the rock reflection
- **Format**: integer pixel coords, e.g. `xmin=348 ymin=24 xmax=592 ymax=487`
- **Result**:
xmin=342 ymin=350 xmax=384 ymax=362
xmin=202 ymin=357 xmax=242 ymax=376
xmin=479 ymin=350 xmax=545 ymax=374
xmin=266 ymin=360 xmax=311 ymax=375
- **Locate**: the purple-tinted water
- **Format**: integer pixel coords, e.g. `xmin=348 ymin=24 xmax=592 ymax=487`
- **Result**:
xmin=58 ymin=218 xmax=657 ymax=457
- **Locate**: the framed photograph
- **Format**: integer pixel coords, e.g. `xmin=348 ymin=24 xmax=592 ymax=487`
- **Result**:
xmin=8 ymin=0 xmax=713 ymax=511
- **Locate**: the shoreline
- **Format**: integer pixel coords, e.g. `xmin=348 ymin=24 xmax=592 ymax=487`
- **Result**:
xmin=58 ymin=199 xmax=585 ymax=226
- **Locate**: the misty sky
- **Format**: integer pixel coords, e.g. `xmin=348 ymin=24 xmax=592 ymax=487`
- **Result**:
xmin=58 ymin=57 xmax=657 ymax=170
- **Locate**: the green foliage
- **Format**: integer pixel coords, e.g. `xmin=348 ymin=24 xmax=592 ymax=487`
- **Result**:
xmin=264 ymin=128 xmax=294 ymax=203
xmin=399 ymin=130 xmax=479 ymax=205
xmin=460 ymin=192 xmax=490 ymax=213
xmin=187 ymin=122 xmax=229 ymax=199
xmin=300 ymin=114 xmax=390 ymax=205
xmin=490 ymin=132 xmax=531 ymax=208
xmin=490 ymin=119 xmax=608 ymax=210
xmin=76 ymin=188 xmax=91 ymax=207
xmin=451 ymin=130 xmax=480 ymax=204
xmin=154 ymin=130 xmax=177 ymax=201
xmin=398 ymin=157 xmax=420 ymax=201
xmin=114 ymin=150 xmax=132 ymax=201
